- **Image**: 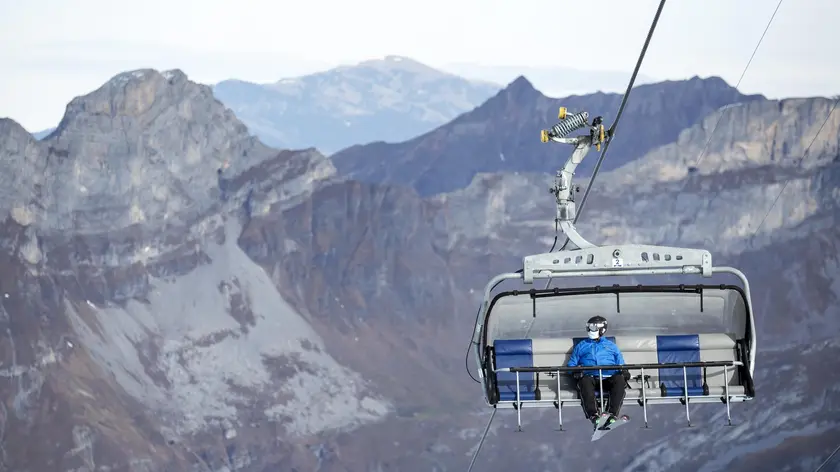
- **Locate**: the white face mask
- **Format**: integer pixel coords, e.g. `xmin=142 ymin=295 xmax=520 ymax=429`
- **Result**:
xmin=587 ymin=330 xmax=600 ymax=339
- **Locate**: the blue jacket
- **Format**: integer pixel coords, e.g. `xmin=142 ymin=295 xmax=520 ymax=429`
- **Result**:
xmin=567 ymin=338 xmax=625 ymax=377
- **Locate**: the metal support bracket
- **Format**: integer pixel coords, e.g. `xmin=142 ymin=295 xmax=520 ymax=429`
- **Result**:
xmin=523 ymin=245 xmax=713 ymax=284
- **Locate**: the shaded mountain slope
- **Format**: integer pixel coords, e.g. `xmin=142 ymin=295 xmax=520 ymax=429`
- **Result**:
xmin=331 ymin=75 xmax=763 ymax=196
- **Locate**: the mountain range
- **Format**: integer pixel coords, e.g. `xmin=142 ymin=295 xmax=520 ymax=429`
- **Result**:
xmin=331 ymin=75 xmax=765 ymax=196
xmin=1 ymin=64 xmax=839 ymax=472
xmin=211 ymin=56 xmax=501 ymax=155
xmin=27 ymin=56 xmax=661 ymax=156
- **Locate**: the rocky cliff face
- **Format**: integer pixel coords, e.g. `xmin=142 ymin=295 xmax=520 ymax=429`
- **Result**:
xmin=0 ymin=69 xmax=403 ymax=471
xmin=1 ymin=67 xmax=838 ymax=472
xmin=212 ymin=56 xmax=500 ymax=155
xmin=331 ymin=75 xmax=764 ymax=196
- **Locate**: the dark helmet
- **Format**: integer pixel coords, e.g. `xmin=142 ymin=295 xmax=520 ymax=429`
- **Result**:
xmin=586 ymin=315 xmax=608 ymax=339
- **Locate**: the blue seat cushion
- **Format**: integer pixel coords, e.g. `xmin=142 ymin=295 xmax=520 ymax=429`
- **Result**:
xmin=494 ymin=339 xmax=536 ymax=401
xmin=657 ymin=334 xmax=703 ymax=396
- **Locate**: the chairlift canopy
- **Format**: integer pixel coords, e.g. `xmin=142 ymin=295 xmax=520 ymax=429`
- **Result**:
xmin=485 ymin=285 xmax=750 ymax=344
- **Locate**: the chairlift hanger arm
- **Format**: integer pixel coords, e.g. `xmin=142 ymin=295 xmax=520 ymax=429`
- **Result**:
xmin=541 ymin=115 xmax=606 ymax=250
xmin=550 ymin=0 xmax=668 ymax=253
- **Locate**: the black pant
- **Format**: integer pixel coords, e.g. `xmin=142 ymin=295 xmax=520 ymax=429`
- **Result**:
xmin=577 ymin=373 xmax=626 ymax=417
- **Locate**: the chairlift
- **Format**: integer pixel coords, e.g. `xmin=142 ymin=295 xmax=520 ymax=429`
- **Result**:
xmin=465 ymin=105 xmax=756 ymax=469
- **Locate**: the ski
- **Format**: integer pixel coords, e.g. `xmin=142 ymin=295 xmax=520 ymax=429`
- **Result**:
xmin=591 ymin=415 xmax=631 ymax=442
xmin=589 ymin=413 xmax=611 ymax=440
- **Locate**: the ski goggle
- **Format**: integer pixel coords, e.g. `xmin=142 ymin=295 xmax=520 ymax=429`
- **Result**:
xmin=586 ymin=322 xmax=606 ymax=332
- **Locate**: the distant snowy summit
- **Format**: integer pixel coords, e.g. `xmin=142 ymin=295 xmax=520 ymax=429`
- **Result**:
xmin=212 ymin=56 xmax=502 ymax=155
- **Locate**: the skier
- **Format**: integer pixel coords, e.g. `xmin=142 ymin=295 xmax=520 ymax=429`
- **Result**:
xmin=567 ymin=315 xmax=630 ymax=429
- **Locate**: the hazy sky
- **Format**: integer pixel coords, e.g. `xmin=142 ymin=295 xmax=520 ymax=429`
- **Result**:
xmin=1 ymin=0 xmax=837 ymax=132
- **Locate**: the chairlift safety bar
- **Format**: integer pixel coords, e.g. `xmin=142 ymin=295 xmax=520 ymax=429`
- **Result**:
xmin=496 ymin=360 xmax=742 ymax=373
xmin=497 ymin=361 xmax=743 ymax=432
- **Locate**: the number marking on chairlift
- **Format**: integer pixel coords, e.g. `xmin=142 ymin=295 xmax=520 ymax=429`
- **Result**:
xmin=612 ymin=257 xmax=624 ymax=268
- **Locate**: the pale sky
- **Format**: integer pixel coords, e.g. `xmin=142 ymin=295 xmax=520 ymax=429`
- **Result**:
xmin=1 ymin=0 xmax=838 ymax=132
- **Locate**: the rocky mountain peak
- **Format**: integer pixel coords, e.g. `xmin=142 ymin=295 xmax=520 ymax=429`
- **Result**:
xmin=0 ymin=68 xmax=336 ymax=237
xmin=57 ymin=69 xmax=194 ymax=128
xmin=505 ymin=75 xmax=538 ymax=95
xmin=0 ymin=116 xmax=35 ymax=139
xmin=684 ymin=74 xmax=745 ymax=92
xmin=476 ymin=75 xmax=541 ymax=114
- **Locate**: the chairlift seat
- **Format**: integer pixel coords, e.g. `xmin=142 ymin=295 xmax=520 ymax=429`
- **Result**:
xmin=492 ymin=332 xmax=748 ymax=403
